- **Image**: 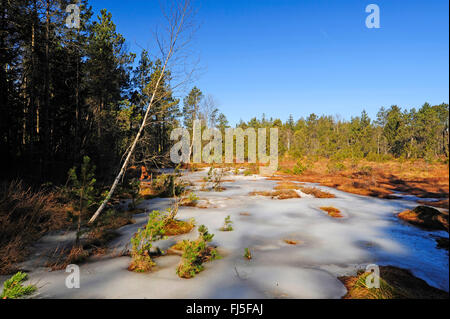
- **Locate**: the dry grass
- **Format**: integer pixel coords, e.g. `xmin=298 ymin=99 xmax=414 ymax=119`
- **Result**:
xmin=46 ymin=210 xmax=134 ymax=270
xmin=167 ymin=241 xmax=188 ymax=255
xmin=319 ymin=206 xmax=343 ymax=218
xmin=128 ymin=252 xmax=155 ymax=273
xmin=0 ymin=180 xmax=72 ymax=274
xmin=163 ymin=219 xmax=194 ymax=236
xmin=47 ymin=245 xmax=90 ymax=271
xmin=398 ymin=206 xmax=448 ymax=231
xmin=339 ymin=266 xmax=448 ymax=299
xmin=298 ymin=186 xmax=335 ymax=198
xmin=274 ymin=182 xmax=302 ymax=190
xmin=417 ymin=199 xmax=449 ymax=209
xmin=179 ymin=197 xmax=198 ymax=207
xmin=249 ymin=190 xmax=300 ymax=200
xmin=139 ymin=184 xmax=160 ymax=199
xmin=284 ymin=239 xmax=300 ymax=245
xmin=273 ymin=182 xmax=335 ymax=198
xmin=276 ymin=158 xmax=449 ymax=205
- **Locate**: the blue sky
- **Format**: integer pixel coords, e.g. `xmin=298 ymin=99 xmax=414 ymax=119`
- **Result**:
xmin=89 ymin=0 xmax=449 ymax=125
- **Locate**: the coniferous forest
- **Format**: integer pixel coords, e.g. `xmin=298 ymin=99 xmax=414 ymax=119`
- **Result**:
xmin=1 ymin=0 xmax=448 ymax=186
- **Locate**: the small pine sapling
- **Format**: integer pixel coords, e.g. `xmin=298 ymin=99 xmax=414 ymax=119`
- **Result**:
xmin=176 ymin=225 xmax=220 ymax=278
xmin=68 ymin=156 xmax=97 ymax=245
xmin=220 ymin=215 xmax=233 ymax=231
xmin=128 ymin=210 xmax=167 ymax=272
xmin=1 ymin=272 xmax=37 ymax=299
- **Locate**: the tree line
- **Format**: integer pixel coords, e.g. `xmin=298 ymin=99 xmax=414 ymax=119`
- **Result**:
xmin=236 ymin=103 xmax=449 ymax=162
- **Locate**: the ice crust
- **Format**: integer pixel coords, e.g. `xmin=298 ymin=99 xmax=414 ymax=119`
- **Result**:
xmin=4 ymin=168 xmax=448 ymax=298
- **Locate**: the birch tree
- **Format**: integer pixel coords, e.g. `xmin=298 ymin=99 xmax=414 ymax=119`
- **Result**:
xmin=89 ymin=0 xmax=195 ymax=224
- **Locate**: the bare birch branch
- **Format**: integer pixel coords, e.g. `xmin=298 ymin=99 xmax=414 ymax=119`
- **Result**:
xmin=88 ymin=0 xmax=194 ymax=224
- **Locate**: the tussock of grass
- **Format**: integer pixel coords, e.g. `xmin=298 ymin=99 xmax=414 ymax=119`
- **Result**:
xmin=398 ymin=206 xmax=448 ymax=231
xmin=128 ymin=252 xmax=155 ymax=273
xmin=340 ymin=271 xmax=397 ymax=299
xmin=170 ymin=241 xmax=188 ymax=251
xmin=298 ymin=186 xmax=335 ymax=198
xmin=249 ymin=190 xmax=300 ymax=200
xmin=284 ymin=239 xmax=300 ymax=245
xmin=319 ymin=206 xmax=343 ymax=218
xmin=163 ymin=219 xmax=194 ymax=236
xmin=274 ymin=182 xmax=302 ymax=190
xmin=339 ymin=266 xmax=448 ymax=299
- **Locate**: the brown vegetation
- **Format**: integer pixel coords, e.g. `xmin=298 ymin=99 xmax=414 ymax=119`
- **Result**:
xmin=273 ymin=181 xmax=335 ymax=198
xmin=249 ymin=190 xmax=301 ymax=200
xmin=276 ymin=158 xmax=449 ymax=207
xmin=163 ymin=219 xmax=194 ymax=236
xmin=298 ymin=186 xmax=335 ymax=198
xmin=284 ymin=239 xmax=300 ymax=245
xmin=274 ymin=182 xmax=302 ymax=190
xmin=0 ymin=181 xmax=72 ymax=274
xmin=339 ymin=266 xmax=448 ymax=299
xmin=47 ymin=245 xmax=90 ymax=271
xmin=128 ymin=252 xmax=155 ymax=273
xmin=139 ymin=182 xmax=161 ymax=199
xmin=47 ymin=209 xmax=134 ymax=270
xmin=398 ymin=206 xmax=448 ymax=231
xmin=167 ymin=241 xmax=188 ymax=255
xmin=319 ymin=207 xmax=343 ymax=218
xmin=417 ymin=199 xmax=449 ymax=209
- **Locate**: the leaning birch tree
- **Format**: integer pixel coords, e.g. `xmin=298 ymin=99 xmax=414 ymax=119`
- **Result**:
xmin=89 ymin=0 xmax=195 ymax=224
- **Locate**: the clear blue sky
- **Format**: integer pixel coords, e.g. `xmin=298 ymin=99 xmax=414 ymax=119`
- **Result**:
xmin=89 ymin=0 xmax=449 ymax=125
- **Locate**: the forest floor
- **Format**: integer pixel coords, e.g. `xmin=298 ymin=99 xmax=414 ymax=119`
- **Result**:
xmin=1 ymin=166 xmax=448 ymax=299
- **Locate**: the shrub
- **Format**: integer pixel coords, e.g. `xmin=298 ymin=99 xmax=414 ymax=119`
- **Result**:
xmin=1 ymin=272 xmax=36 ymax=299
